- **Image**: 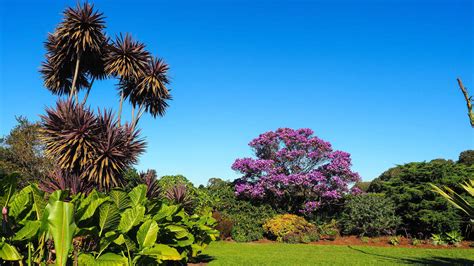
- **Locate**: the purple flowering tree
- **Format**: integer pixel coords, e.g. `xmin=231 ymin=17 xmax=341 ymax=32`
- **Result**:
xmin=232 ymin=128 xmax=361 ymax=215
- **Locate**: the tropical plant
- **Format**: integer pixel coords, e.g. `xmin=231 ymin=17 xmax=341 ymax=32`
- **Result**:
xmin=431 ymin=180 xmax=474 ymax=225
xmin=368 ymin=157 xmax=474 ymax=237
xmin=340 ymin=193 xmax=400 ymax=237
xmin=39 ymin=168 xmax=94 ymax=195
xmin=263 ymin=214 xmax=319 ymax=243
xmin=431 ymin=233 xmax=447 ymax=246
xmin=232 ymin=128 xmax=361 ymax=215
xmin=164 ymin=184 xmax=194 ymax=212
xmin=40 ymin=100 xmax=146 ymax=190
xmin=0 ymin=183 xmax=218 ymax=265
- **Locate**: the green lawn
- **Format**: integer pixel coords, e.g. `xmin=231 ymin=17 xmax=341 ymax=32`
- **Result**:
xmin=200 ymin=242 xmax=474 ymax=265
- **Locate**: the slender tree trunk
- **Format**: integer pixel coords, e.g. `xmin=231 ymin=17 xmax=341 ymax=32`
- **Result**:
xmin=132 ymin=104 xmax=145 ymax=131
xmin=81 ymin=77 xmax=95 ymax=106
xmin=69 ymin=54 xmax=82 ymax=102
xmin=118 ymin=91 xmax=125 ymax=125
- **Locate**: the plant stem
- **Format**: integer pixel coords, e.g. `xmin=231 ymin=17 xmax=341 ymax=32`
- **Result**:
xmin=69 ymin=53 xmax=82 ymax=102
xmin=81 ymin=77 xmax=95 ymax=106
xmin=118 ymin=90 xmax=125 ymax=125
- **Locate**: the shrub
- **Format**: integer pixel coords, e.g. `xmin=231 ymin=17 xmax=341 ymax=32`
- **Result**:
xmin=229 ymin=202 xmax=276 ymax=242
xmin=411 ymin=238 xmax=422 ymax=246
xmin=232 ymin=128 xmax=360 ymax=215
xmin=317 ymin=219 xmax=339 ymax=240
xmin=340 ymin=193 xmax=400 ymax=237
xmin=353 ymin=181 xmax=371 ymax=193
xmin=389 ymin=236 xmax=400 ymax=246
xmin=263 ymin=214 xmax=319 ymax=243
xmin=431 ymin=234 xmax=448 ymax=246
xmin=368 ymin=158 xmax=474 ymax=237
xmin=212 ymin=211 xmax=234 ymax=240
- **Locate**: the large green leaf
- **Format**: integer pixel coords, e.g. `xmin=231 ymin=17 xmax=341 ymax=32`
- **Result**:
xmin=152 ymin=204 xmax=179 ymax=222
xmin=165 ymin=225 xmax=188 ymax=239
xmin=140 ymin=244 xmax=181 ymax=261
xmin=9 ymin=186 xmax=32 ymax=219
xmin=0 ymin=242 xmax=22 ymax=261
xmin=128 ymin=185 xmax=147 ymax=207
xmin=30 ymin=185 xmax=47 ymax=220
xmin=95 ymin=253 xmax=128 ymax=265
xmin=78 ymin=253 xmax=128 ymax=266
xmin=136 ymin=219 xmax=158 ymax=249
xmin=76 ymin=190 xmax=108 ymax=222
xmin=46 ymin=200 xmax=76 ymax=266
xmin=13 ymin=220 xmax=41 ymax=241
xmin=117 ymin=206 xmax=145 ymax=233
xmin=109 ymin=190 xmax=131 ymax=211
xmin=113 ymin=234 xmax=137 ymax=252
xmin=99 ymin=202 xmax=121 ymax=236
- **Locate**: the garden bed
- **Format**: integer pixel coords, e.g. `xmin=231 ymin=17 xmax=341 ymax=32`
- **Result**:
xmin=250 ymin=236 xmax=472 ymax=249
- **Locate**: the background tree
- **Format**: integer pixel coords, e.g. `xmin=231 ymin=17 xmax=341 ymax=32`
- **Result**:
xmin=368 ymin=156 xmax=474 ymax=237
xmin=458 ymin=150 xmax=474 ymax=166
xmin=0 ymin=117 xmax=52 ymax=186
xmin=232 ymin=128 xmax=361 ymax=215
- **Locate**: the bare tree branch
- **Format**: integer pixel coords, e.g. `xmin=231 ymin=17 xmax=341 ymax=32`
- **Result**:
xmin=457 ymin=78 xmax=474 ymax=128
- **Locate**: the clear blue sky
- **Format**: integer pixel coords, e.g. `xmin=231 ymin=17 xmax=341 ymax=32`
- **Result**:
xmin=0 ymin=0 xmax=473 ymax=185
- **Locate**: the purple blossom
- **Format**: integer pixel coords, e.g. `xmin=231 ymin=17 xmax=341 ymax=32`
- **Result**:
xmin=232 ymin=128 xmax=361 ymax=214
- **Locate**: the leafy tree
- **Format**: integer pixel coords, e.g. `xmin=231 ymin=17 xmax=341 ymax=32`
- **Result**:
xmin=0 ymin=117 xmax=52 ymax=185
xmin=232 ymin=128 xmax=361 ymax=215
xmin=353 ymin=181 xmax=371 ymax=193
xmin=368 ymin=158 xmax=474 ymax=237
xmin=458 ymin=150 xmax=474 ymax=166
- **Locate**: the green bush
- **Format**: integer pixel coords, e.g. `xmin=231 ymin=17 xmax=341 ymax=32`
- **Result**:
xmin=197 ymin=178 xmax=277 ymax=242
xmin=340 ymin=193 xmax=400 ymax=237
xmin=0 ymin=177 xmax=218 ymax=265
xmin=368 ymin=158 xmax=474 ymax=237
xmin=263 ymin=214 xmax=319 ymax=243
xmin=229 ymin=201 xmax=276 ymax=242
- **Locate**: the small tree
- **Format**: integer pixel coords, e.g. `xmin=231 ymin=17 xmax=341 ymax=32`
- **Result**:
xmin=232 ymin=128 xmax=361 ymax=215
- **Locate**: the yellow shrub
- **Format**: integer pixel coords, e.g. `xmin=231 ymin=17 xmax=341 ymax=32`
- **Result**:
xmin=263 ymin=214 xmax=318 ymax=243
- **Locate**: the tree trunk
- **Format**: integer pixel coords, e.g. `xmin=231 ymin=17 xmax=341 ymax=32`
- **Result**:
xmin=69 ymin=54 xmax=81 ymax=102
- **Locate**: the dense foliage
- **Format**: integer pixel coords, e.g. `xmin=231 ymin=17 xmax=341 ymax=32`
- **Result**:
xmin=0 ymin=174 xmax=218 ymax=265
xmin=368 ymin=157 xmax=474 ymax=237
xmin=198 ymin=178 xmax=277 ymax=242
xmin=263 ymin=214 xmax=319 ymax=243
xmin=232 ymin=128 xmax=361 ymax=215
xmin=340 ymin=193 xmax=400 ymax=236
xmin=0 ymin=117 xmax=52 ymax=186
xmin=458 ymin=150 xmax=474 ymax=166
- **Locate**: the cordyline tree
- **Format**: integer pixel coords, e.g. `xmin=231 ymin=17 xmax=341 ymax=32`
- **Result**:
xmin=39 ymin=3 xmax=171 ymax=191
xmin=232 ymin=128 xmax=361 ymax=215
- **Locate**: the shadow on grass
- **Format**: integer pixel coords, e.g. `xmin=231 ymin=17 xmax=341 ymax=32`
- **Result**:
xmin=188 ymin=254 xmax=216 ymax=265
xmin=348 ymin=246 xmax=474 ymax=265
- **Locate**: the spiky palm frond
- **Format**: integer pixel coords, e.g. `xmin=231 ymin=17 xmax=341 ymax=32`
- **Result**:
xmin=105 ymin=34 xmax=150 ymax=79
xmin=40 ymin=55 xmax=91 ymax=96
xmin=55 ymin=3 xmax=106 ymax=55
xmin=40 ymin=100 xmax=98 ymax=172
xmin=431 ymin=180 xmax=474 ymax=221
xmin=133 ymin=58 xmax=171 ymax=117
xmin=140 ymin=169 xmax=161 ymax=199
xmin=40 ymin=3 xmax=107 ymax=95
xmin=84 ymin=111 xmax=146 ymax=190
xmin=164 ymin=184 xmax=194 ymax=211
xmin=39 ymin=169 xmax=94 ymax=195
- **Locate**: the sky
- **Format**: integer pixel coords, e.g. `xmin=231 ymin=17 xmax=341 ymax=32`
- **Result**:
xmin=0 ymin=0 xmax=473 ymax=186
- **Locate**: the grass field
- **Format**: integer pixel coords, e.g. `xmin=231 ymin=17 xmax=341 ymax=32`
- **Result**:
xmin=200 ymin=242 xmax=474 ymax=265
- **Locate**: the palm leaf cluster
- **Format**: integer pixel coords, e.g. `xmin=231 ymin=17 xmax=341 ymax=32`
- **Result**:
xmin=140 ymin=169 xmax=162 ymax=199
xmin=164 ymin=184 xmax=194 ymax=212
xmin=40 ymin=100 xmax=146 ymax=190
xmin=40 ymin=3 xmax=107 ymax=97
xmin=431 ymin=180 xmax=474 ymax=223
xmin=39 ymin=168 xmax=94 ymax=195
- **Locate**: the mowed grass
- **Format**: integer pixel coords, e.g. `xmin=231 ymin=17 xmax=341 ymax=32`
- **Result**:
xmin=201 ymin=241 xmax=474 ymax=265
